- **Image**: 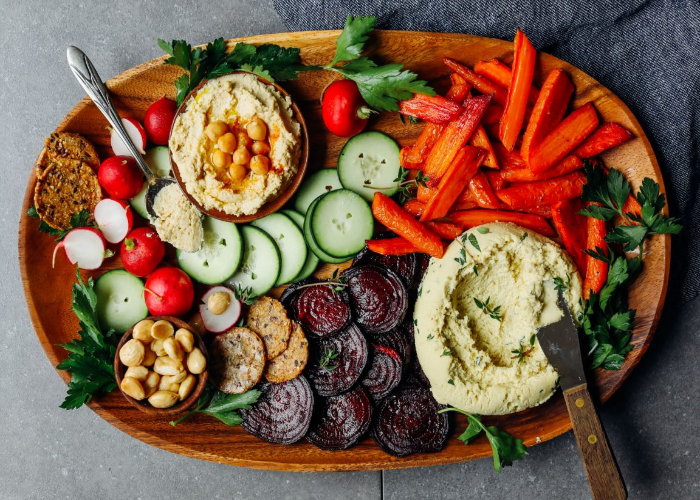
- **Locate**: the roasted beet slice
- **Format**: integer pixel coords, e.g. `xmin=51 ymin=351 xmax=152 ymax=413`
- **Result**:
xmin=402 ymin=354 xmax=431 ymax=389
xmin=371 ymin=327 xmax=412 ymax=367
xmin=240 ymin=376 xmax=314 ymax=445
xmin=361 ymin=345 xmax=403 ymax=401
xmin=372 ymin=387 xmax=448 ymax=457
xmin=342 ymin=265 xmax=408 ymax=335
xmin=307 ymin=386 xmax=373 ymax=450
xmin=306 ymin=323 xmax=368 ymax=396
xmin=282 ymin=278 xmax=352 ymax=339
xmin=411 ymin=253 xmax=431 ymax=292
xmin=353 ymin=236 xmax=417 ymax=287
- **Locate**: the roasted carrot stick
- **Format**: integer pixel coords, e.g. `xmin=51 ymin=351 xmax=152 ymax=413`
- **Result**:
xmin=482 ymin=102 xmax=504 ymax=125
xmin=416 ymin=184 xmax=433 ymax=202
xmin=500 ymin=155 xmax=583 ymax=182
xmin=521 ymin=69 xmax=574 ymax=163
xmin=485 ymin=170 xmax=508 ymax=191
xmin=445 ymin=73 xmax=472 ymax=101
xmin=551 ymin=199 xmax=587 ymax=275
xmin=421 ymin=146 xmax=485 ymax=221
xmin=399 ymin=94 xmax=463 ymax=123
xmin=497 ymin=171 xmax=585 ymax=210
xmin=402 ymin=199 xmax=426 ymax=218
xmin=452 ymin=201 xmax=479 ymax=211
xmin=469 ymin=125 xmax=500 ymax=169
xmin=493 ymin=143 xmax=527 ymax=170
xmin=400 ymin=146 xmax=423 ymax=170
xmin=423 ymin=95 xmax=492 ymax=185
xmin=474 ymin=59 xmax=539 ymax=106
xmin=449 ymin=209 xmax=555 ymax=236
xmin=529 ymin=102 xmax=599 ymax=173
xmin=573 ymin=123 xmax=634 ymax=158
xmin=520 ymin=205 xmax=553 ymax=218
xmin=499 ymin=30 xmax=537 ymax=151
xmin=444 ymin=58 xmax=508 ymax=105
xmin=425 ymin=221 xmax=464 ymax=240
xmin=372 ymin=193 xmax=444 ymax=258
xmin=367 ymin=237 xmax=420 ymax=256
xmin=582 ymin=207 xmax=608 ymax=300
xmin=468 ymin=170 xmax=501 ymax=209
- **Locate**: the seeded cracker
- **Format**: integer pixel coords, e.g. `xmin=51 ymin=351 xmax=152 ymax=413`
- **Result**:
xmin=246 ymin=296 xmax=293 ymax=359
xmin=264 ymin=321 xmax=309 ymax=383
xmin=209 ymin=327 xmax=266 ymax=394
xmin=37 ymin=132 xmax=101 ymax=176
xmin=34 ymin=157 xmax=101 ymax=230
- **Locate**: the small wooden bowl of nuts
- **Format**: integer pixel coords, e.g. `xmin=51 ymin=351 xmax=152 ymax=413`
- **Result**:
xmin=114 ymin=316 xmax=209 ymax=416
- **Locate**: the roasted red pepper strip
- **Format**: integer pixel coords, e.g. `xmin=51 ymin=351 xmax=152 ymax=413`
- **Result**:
xmin=444 ymin=58 xmax=508 ymax=105
xmin=501 ymin=155 xmax=583 ymax=182
xmin=421 ymin=146 xmax=485 ymax=221
xmin=449 ymin=209 xmax=555 ymax=236
xmin=402 ymin=199 xmax=426 ymax=218
xmin=399 ymin=93 xmax=463 ymax=123
xmin=573 ymin=123 xmax=634 ymax=158
xmin=372 ymin=193 xmax=444 ymax=258
xmin=499 ymin=30 xmax=537 ymax=151
xmin=521 ymin=69 xmax=574 ymax=163
xmin=582 ymin=207 xmax=609 ymax=300
xmin=366 ymin=237 xmax=420 ymax=256
xmin=468 ymin=169 xmax=501 ymax=209
xmin=425 ymin=221 xmax=464 ymax=240
xmin=496 ymin=171 xmax=586 ymax=210
xmin=423 ymin=95 xmax=492 ymax=185
xmin=474 ymin=59 xmax=539 ymax=106
xmin=551 ymin=198 xmax=588 ymax=275
xmin=529 ymin=102 xmax=599 ymax=173
xmin=469 ymin=125 xmax=500 ymax=169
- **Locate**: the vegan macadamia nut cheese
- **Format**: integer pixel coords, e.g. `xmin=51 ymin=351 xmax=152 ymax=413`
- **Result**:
xmin=169 ymin=73 xmax=302 ymax=216
xmin=414 ymin=223 xmax=583 ymax=415
xmin=153 ymin=183 xmax=204 ymax=252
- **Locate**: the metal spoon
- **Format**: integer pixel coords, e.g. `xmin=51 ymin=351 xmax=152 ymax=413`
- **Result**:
xmin=66 ymin=45 xmax=174 ymax=219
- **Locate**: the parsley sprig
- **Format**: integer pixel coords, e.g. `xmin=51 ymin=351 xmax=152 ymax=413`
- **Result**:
xmin=170 ymin=385 xmax=260 ymax=426
xmin=474 ymin=297 xmax=503 ymax=322
xmin=56 ymin=270 xmax=119 ymax=409
xmin=27 ymin=207 xmax=92 ymax=242
xmin=439 ymin=409 xmax=528 ymax=472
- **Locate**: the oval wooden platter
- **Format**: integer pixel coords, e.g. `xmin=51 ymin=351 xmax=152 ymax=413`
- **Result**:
xmin=19 ymin=30 xmax=670 ymax=472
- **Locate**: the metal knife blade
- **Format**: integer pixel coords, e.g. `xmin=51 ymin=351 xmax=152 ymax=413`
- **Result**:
xmin=537 ymin=289 xmax=586 ymax=391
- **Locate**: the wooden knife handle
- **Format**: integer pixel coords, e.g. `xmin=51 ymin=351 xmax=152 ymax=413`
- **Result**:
xmin=563 ymin=385 xmax=627 ymax=500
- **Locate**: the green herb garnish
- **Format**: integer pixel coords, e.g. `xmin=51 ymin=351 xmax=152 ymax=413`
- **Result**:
xmin=467 ymin=233 xmax=481 ymax=252
xmin=474 ymin=297 xmax=502 ymax=322
xmin=319 ymin=346 xmax=340 ymax=371
xmin=552 ymin=274 xmax=571 ymax=292
xmin=231 ymin=283 xmax=256 ymax=305
xmin=29 ymin=207 xmax=92 ymax=242
xmin=170 ymin=385 xmax=260 ymax=426
xmin=511 ymin=334 xmax=536 ymax=364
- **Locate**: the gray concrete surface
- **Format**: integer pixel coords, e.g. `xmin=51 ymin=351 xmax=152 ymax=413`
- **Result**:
xmin=1 ymin=1 xmax=697 ymax=499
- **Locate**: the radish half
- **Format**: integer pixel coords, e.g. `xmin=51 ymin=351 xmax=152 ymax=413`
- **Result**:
xmin=199 ymin=286 xmax=242 ymax=334
xmin=94 ymin=199 xmax=133 ymax=244
xmin=52 ymin=227 xmax=107 ymax=270
xmin=111 ymin=117 xmax=147 ymax=156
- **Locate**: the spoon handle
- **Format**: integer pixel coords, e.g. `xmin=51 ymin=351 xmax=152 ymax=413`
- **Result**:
xmin=66 ymin=46 xmax=154 ymax=182
xmin=563 ymin=385 xmax=627 ymax=500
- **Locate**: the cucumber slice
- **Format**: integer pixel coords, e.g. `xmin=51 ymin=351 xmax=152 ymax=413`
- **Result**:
xmin=303 ymin=198 xmax=350 ymax=264
xmin=250 ymin=213 xmax=307 ymax=286
xmin=94 ymin=269 xmax=148 ymax=334
xmin=281 ymin=209 xmax=320 ymax=281
xmin=226 ymin=225 xmax=281 ymax=298
xmin=176 ymin=217 xmax=243 ymax=285
xmin=337 ymin=131 xmax=401 ymax=202
xmin=130 ymin=146 xmax=172 ymax=219
xmin=293 ymin=168 xmax=342 ymax=214
xmin=311 ymin=189 xmax=374 ymax=259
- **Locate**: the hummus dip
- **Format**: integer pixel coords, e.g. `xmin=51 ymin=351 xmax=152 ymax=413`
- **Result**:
xmin=414 ymin=222 xmax=582 ymax=415
xmin=170 ymin=73 xmax=301 ymax=216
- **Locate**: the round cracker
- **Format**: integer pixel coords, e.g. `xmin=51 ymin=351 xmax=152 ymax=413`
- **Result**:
xmin=34 ymin=157 xmax=102 ymax=230
xmin=43 ymin=132 xmax=100 ymax=172
xmin=209 ymin=327 xmax=266 ymax=394
xmin=246 ymin=296 xmax=292 ymax=359
xmin=264 ymin=322 xmax=309 ymax=383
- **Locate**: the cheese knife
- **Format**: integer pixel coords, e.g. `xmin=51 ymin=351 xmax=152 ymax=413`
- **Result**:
xmin=537 ymin=289 xmax=627 ymax=500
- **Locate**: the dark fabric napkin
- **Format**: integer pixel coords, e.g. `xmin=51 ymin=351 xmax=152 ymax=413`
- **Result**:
xmin=273 ymin=0 xmax=700 ymax=303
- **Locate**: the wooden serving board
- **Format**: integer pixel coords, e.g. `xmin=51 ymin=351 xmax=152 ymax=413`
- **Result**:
xmin=18 ymin=30 xmax=670 ymax=472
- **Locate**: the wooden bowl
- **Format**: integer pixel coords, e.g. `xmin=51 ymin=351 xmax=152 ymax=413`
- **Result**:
xmin=114 ymin=315 xmax=209 ymax=416
xmin=169 ymin=72 xmax=310 ymax=223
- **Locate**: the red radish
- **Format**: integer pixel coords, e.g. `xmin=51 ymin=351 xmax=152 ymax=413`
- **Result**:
xmin=52 ymin=227 xmax=106 ymax=270
xmin=199 ymin=286 xmax=242 ymax=333
xmin=322 ymin=79 xmax=371 ymax=137
xmin=144 ymin=267 xmax=194 ymax=316
xmin=111 ymin=117 xmax=147 ymax=156
xmin=94 ymin=199 xmax=133 ymax=244
xmin=144 ymin=97 xmax=177 ymax=145
xmin=98 ymin=156 xmax=144 ymax=199
xmin=120 ymin=227 xmax=165 ymax=277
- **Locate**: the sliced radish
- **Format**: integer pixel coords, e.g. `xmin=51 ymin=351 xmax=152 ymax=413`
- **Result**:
xmin=199 ymin=286 xmax=242 ymax=334
xmin=94 ymin=199 xmax=133 ymax=244
xmin=111 ymin=117 xmax=147 ymax=156
xmin=52 ymin=227 xmax=106 ymax=270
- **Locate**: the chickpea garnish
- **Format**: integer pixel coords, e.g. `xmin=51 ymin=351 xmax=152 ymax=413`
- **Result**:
xmin=247 ymin=118 xmax=267 ymax=141
xmin=217 ymin=132 xmax=237 ymax=154
xmin=251 ymin=141 xmax=271 ymax=155
xmin=205 ymin=121 xmax=228 ymax=142
xmin=229 ymin=163 xmax=248 ymax=183
xmin=232 ymin=147 xmax=251 ymax=165
xmin=250 ymin=155 xmax=270 ymax=175
xmin=212 ymin=149 xmax=232 ymax=170
xmin=237 ymin=132 xmax=252 ymax=150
